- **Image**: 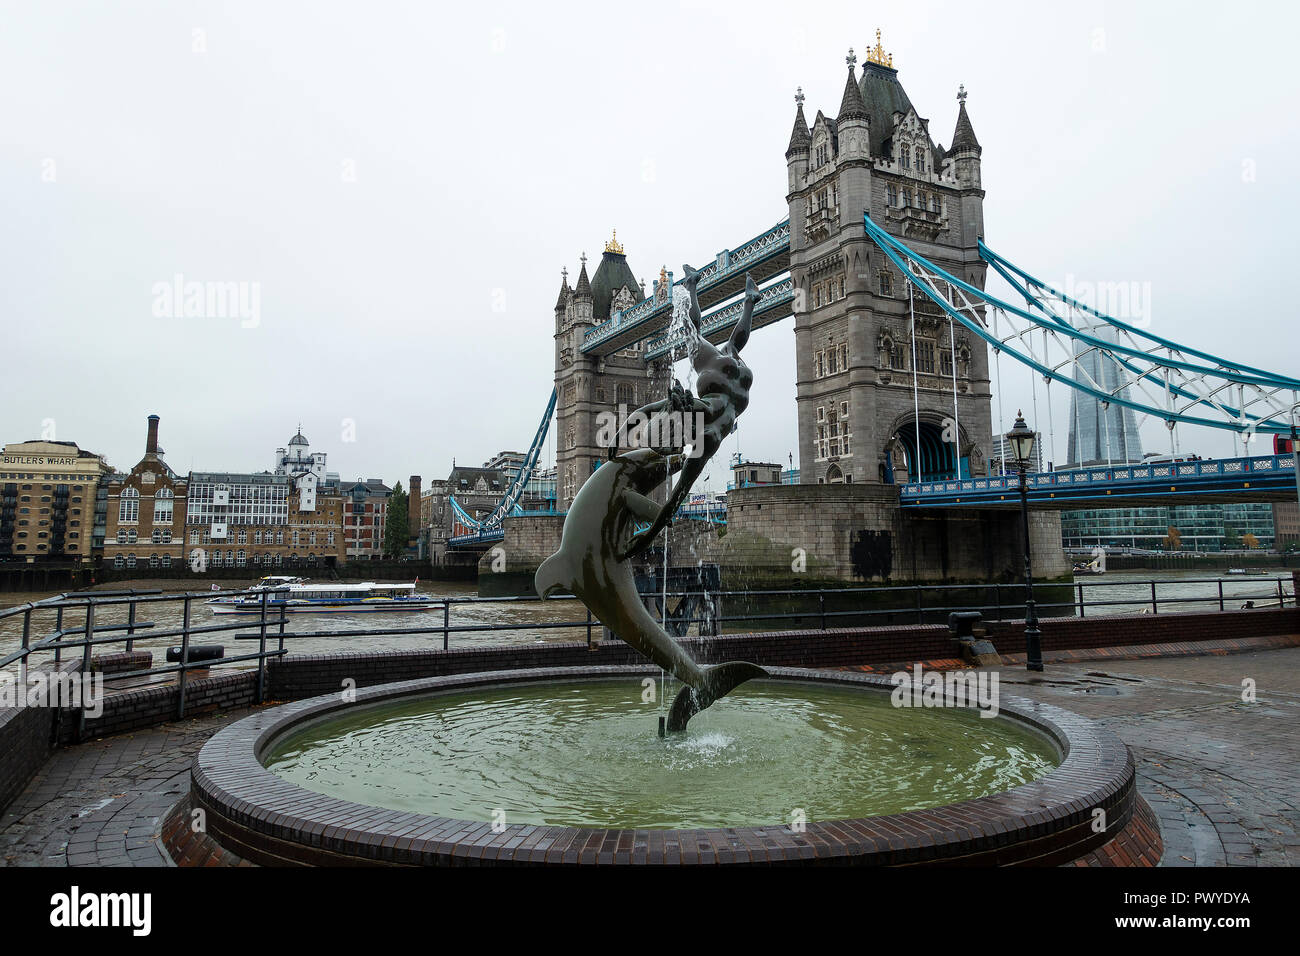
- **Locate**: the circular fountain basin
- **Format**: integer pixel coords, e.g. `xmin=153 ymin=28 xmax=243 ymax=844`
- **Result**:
xmin=183 ymin=666 xmax=1138 ymax=866
xmin=263 ymin=679 xmax=1057 ymax=830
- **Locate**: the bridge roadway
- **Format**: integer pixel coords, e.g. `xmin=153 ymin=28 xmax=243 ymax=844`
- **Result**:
xmin=900 ymin=453 xmax=1299 ymax=510
xmin=579 ymin=219 xmax=791 ymax=357
xmin=447 ymin=454 xmax=1297 ymax=547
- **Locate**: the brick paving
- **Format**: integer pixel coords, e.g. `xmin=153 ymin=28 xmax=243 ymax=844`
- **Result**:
xmin=0 ymin=709 xmax=248 ymax=867
xmin=1 ymin=647 xmax=1297 ymax=867
xmin=989 ymin=646 xmax=1300 ymax=866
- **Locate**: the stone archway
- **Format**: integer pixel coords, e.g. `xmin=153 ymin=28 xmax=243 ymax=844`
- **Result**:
xmin=883 ymin=410 xmax=978 ymax=483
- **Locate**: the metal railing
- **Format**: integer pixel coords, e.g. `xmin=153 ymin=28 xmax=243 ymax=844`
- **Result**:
xmin=0 ymin=586 xmax=292 ymax=727
xmin=1 ymin=577 xmax=1293 ymax=723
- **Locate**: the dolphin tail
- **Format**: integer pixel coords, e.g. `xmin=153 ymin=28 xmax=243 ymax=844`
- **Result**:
xmin=665 ymin=661 xmax=767 ymax=733
xmin=534 ymin=552 xmax=568 ymax=599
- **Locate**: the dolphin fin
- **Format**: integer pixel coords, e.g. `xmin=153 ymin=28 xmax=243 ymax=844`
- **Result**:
xmin=665 ymin=661 xmax=767 ymax=733
xmin=534 ymin=552 xmax=568 ymax=598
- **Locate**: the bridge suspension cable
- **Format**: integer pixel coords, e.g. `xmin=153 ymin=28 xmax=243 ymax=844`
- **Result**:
xmin=863 ymin=215 xmax=1300 ymax=438
xmin=448 ymin=387 xmax=558 ymax=539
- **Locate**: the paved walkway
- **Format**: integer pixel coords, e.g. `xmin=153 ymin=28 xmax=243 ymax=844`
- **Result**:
xmin=2 ymin=648 xmax=1298 ymax=866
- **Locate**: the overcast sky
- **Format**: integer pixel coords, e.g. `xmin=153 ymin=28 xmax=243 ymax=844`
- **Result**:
xmin=3 ymin=0 xmax=1298 ymax=491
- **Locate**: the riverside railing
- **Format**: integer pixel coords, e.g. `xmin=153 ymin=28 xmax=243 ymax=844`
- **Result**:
xmin=1 ymin=577 xmax=1294 ymax=720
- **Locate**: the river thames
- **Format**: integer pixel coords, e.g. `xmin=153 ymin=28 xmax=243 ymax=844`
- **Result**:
xmin=1 ymin=570 xmax=1293 ymax=679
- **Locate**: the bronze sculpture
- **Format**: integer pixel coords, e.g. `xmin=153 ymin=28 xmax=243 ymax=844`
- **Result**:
xmin=536 ymin=269 xmax=765 ymax=732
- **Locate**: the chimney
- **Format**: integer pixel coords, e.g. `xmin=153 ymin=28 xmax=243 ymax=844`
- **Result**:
xmin=408 ymin=475 xmax=422 ymax=533
xmin=146 ymin=415 xmax=160 ymax=455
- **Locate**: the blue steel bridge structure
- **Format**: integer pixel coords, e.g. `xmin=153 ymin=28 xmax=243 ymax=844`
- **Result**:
xmin=447 ymin=217 xmax=1300 ymax=548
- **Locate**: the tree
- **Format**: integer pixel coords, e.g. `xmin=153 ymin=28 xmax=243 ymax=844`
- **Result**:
xmin=1163 ymin=526 xmax=1182 ymax=551
xmin=383 ymin=482 xmax=408 ymax=558
xmin=1242 ymin=532 xmax=1260 ymax=550
xmin=1222 ymin=526 xmax=1242 ymax=550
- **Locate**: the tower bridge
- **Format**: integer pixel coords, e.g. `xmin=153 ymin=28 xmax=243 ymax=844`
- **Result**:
xmin=450 ymin=33 xmax=1299 ymax=583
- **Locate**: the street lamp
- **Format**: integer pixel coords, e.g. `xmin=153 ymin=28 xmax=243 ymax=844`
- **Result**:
xmin=1006 ymin=411 xmax=1044 ymax=672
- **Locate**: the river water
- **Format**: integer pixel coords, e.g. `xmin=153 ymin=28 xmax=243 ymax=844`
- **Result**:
xmin=0 ymin=569 xmax=1293 ymax=678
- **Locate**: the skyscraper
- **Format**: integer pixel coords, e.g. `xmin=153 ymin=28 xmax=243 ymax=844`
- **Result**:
xmin=1066 ymin=326 xmax=1144 ymax=466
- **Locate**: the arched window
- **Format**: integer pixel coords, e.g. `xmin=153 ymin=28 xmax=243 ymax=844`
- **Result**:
xmin=236 ymin=550 xmax=247 ymax=567
xmin=211 ymin=550 xmax=222 ymax=568
xmin=900 ymin=145 xmax=910 ymax=169
xmin=153 ymin=487 xmax=173 ymax=524
xmin=916 ymin=149 xmax=926 ymax=174
xmin=125 ymin=553 xmax=137 ymax=568
xmin=126 ymin=529 xmax=137 ymax=544
xmin=113 ymin=555 xmax=125 ymax=569
xmin=149 ymin=554 xmax=159 ymax=568
xmin=116 ymin=529 xmax=127 ymax=544
xmin=160 ymin=554 xmax=172 ymax=568
xmin=119 ymin=487 xmax=139 ymax=523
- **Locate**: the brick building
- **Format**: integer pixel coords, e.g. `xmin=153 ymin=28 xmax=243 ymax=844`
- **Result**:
xmin=103 ymin=415 xmax=188 ymax=569
xmin=182 ymin=428 xmax=346 ymax=571
xmin=342 ymin=479 xmax=391 ymax=561
xmin=0 ymin=439 xmax=110 ymax=564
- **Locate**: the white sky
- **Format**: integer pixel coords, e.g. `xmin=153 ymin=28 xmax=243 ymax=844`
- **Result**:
xmin=3 ymin=0 xmax=1298 ymax=492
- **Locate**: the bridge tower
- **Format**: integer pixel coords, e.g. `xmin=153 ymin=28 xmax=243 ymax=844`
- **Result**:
xmin=787 ymin=34 xmax=993 ymax=486
xmin=553 ymin=233 xmax=670 ymax=510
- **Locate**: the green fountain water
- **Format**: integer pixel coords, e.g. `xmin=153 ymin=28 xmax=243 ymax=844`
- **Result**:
xmin=264 ymin=680 xmax=1058 ymax=830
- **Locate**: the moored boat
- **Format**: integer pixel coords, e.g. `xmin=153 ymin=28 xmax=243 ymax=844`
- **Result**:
xmin=207 ymin=578 xmax=441 ymax=614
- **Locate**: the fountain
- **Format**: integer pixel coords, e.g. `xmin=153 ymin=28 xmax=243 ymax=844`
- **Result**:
xmin=535 ymin=267 xmax=766 ymax=732
xmin=168 ymin=275 xmax=1155 ymax=868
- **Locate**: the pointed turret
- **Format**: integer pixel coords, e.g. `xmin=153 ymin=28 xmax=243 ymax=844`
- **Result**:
xmin=837 ymin=51 xmax=868 ymax=124
xmin=951 ymin=87 xmax=981 ymax=154
xmin=573 ymin=257 xmax=592 ymax=300
xmin=949 ymin=85 xmax=983 ymax=193
xmin=554 ymin=268 xmax=571 ymax=312
xmin=786 ymin=87 xmax=811 ymax=158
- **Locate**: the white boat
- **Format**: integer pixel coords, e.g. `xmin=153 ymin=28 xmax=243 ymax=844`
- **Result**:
xmin=207 ymin=577 xmax=441 ymax=614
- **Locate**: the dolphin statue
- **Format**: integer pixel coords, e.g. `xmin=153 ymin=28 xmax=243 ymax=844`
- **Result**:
xmin=535 ymin=446 xmax=767 ymax=732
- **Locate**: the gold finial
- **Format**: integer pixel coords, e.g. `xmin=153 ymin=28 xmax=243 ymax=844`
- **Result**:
xmin=865 ymin=27 xmax=894 ymax=68
xmin=604 ymin=229 xmax=624 ymax=255
xmin=659 ymin=264 xmax=668 ymax=284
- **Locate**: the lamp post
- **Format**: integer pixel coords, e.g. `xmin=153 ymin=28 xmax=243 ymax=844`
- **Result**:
xmin=1006 ymin=411 xmax=1044 ymax=672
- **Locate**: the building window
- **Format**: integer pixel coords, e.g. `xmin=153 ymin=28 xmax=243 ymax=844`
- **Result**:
xmin=116 ymin=529 xmax=128 ymax=544
xmin=126 ymin=529 xmax=137 ymax=544
xmin=160 ymin=555 xmax=171 ymax=568
xmin=125 ymin=553 xmax=137 ymax=569
xmin=886 ymin=184 xmax=898 ymax=206
xmin=119 ymin=487 xmax=139 ymax=523
xmin=153 ymin=488 xmax=173 ymax=524
xmin=902 ymin=189 xmax=912 ymax=208
xmin=878 ymin=271 xmax=893 ymax=297
xmin=900 ymin=145 xmax=910 ymax=169
xmin=916 ymin=150 xmax=926 ymax=173
xmin=940 ymin=350 xmax=954 ymax=377
xmin=151 ymin=529 xmax=162 ymax=544
xmin=917 ymin=340 xmax=936 ymax=374
xmin=113 ymin=555 xmax=124 ymax=569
